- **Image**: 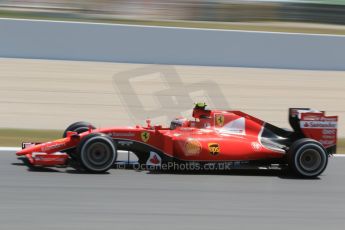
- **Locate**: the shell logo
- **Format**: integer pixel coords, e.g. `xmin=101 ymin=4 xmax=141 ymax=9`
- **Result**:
xmin=184 ymin=138 xmax=202 ymax=156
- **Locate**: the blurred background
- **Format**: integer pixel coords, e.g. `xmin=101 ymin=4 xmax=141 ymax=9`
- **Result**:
xmin=0 ymin=1 xmax=344 ymax=151
xmin=0 ymin=0 xmax=344 ymax=27
xmin=0 ymin=2 xmax=344 ymax=230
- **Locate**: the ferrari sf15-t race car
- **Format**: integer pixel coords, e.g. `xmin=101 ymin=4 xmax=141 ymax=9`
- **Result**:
xmin=16 ymin=103 xmax=338 ymax=178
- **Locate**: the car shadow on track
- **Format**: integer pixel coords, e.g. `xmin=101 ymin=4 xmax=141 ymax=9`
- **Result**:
xmin=12 ymin=159 xmax=319 ymax=179
xmin=64 ymin=169 xmax=110 ymax=175
xmin=12 ymin=159 xmax=110 ymax=174
xmin=12 ymin=162 xmax=62 ymax=173
xmin=146 ymin=168 xmax=320 ymax=180
xmin=114 ymin=162 xmax=321 ymax=180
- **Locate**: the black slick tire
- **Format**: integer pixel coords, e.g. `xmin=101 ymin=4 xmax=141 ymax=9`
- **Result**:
xmin=76 ymin=133 xmax=117 ymax=173
xmin=63 ymin=121 xmax=96 ymax=138
xmin=288 ymin=138 xmax=328 ymax=178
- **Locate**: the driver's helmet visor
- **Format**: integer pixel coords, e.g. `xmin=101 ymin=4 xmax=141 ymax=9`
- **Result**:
xmin=170 ymin=118 xmax=187 ymax=130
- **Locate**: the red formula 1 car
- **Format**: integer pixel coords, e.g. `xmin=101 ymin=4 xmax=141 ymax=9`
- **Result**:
xmin=16 ymin=103 xmax=338 ymax=178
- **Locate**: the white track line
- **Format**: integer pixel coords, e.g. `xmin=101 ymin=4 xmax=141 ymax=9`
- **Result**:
xmin=0 ymin=147 xmax=20 ymax=152
xmin=1 ymin=18 xmax=345 ymax=37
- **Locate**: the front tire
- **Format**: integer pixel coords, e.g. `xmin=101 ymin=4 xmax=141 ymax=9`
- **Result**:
xmin=76 ymin=133 xmax=117 ymax=173
xmin=63 ymin=121 xmax=96 ymax=138
xmin=62 ymin=121 xmax=96 ymax=158
xmin=288 ymin=138 xmax=328 ymax=178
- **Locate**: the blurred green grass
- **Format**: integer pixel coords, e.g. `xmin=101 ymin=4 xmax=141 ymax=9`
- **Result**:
xmin=0 ymin=128 xmax=344 ymax=153
xmin=338 ymin=139 xmax=345 ymax=154
xmin=0 ymin=128 xmax=61 ymax=147
xmin=1 ymin=10 xmax=345 ymax=35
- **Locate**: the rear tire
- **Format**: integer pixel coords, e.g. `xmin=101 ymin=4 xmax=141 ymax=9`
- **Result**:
xmin=63 ymin=121 xmax=95 ymax=138
xmin=76 ymin=133 xmax=117 ymax=173
xmin=288 ymin=138 xmax=328 ymax=178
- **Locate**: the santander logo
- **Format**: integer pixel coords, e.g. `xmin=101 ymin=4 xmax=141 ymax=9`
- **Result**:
xmin=300 ymin=121 xmax=337 ymax=129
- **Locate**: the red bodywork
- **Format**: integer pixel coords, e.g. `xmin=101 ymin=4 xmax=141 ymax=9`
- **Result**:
xmin=16 ymin=107 xmax=338 ymax=168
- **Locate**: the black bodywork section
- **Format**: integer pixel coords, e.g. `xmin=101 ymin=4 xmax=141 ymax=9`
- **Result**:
xmin=259 ymin=108 xmax=336 ymax=155
xmin=113 ymin=139 xmax=173 ymax=164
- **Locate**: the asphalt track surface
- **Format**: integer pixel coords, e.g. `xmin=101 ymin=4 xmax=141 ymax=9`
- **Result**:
xmin=0 ymin=151 xmax=344 ymax=230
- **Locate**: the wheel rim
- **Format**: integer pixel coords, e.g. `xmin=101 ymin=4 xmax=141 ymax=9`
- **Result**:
xmin=299 ymin=149 xmax=322 ymax=172
xmin=85 ymin=142 xmax=112 ymax=167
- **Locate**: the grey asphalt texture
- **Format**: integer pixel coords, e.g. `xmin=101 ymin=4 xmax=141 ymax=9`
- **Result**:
xmin=1 ymin=151 xmax=345 ymax=230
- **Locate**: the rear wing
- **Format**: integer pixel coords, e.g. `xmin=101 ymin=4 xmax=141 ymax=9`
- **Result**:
xmin=289 ymin=108 xmax=338 ymax=154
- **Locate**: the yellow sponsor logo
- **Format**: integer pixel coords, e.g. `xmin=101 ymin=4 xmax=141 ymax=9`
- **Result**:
xmin=141 ymin=131 xmax=150 ymax=142
xmin=184 ymin=138 xmax=202 ymax=156
xmin=208 ymin=143 xmax=220 ymax=156
xmin=215 ymin=114 xmax=225 ymax=127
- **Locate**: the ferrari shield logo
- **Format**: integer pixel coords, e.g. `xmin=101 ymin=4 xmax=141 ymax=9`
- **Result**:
xmin=141 ymin=131 xmax=150 ymax=142
xmin=215 ymin=114 xmax=225 ymax=127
